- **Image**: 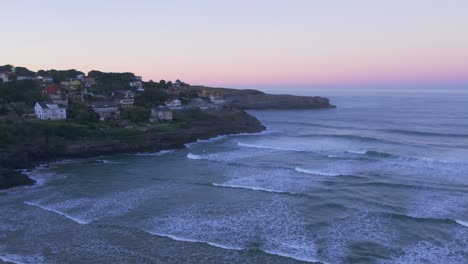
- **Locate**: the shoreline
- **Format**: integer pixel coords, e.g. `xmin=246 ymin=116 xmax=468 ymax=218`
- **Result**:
xmin=1 ymin=109 xmax=266 ymax=190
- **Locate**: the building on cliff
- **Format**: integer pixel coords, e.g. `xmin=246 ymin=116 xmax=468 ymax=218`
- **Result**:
xmin=165 ymin=99 xmax=182 ymax=110
xmin=150 ymin=106 xmax=173 ymax=123
xmin=91 ymin=102 xmax=120 ymax=121
xmin=34 ymin=101 xmax=67 ymax=120
xmin=112 ymin=90 xmax=134 ymax=107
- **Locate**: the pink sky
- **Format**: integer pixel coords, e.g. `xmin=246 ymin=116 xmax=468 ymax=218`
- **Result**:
xmin=2 ymin=0 xmax=468 ymax=89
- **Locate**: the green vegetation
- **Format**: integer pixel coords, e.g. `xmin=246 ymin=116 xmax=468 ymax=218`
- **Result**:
xmin=67 ymin=103 xmax=100 ymax=123
xmin=0 ymin=80 xmax=45 ymax=106
xmin=120 ymin=106 xmax=150 ymax=123
xmin=37 ymin=69 xmax=84 ymax=83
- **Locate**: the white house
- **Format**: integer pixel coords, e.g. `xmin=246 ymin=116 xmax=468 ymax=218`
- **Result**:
xmin=34 ymin=101 xmax=67 ymax=120
xmin=165 ymin=99 xmax=182 ymax=110
xmin=17 ymin=76 xmax=32 ymax=81
xmin=0 ymin=73 xmax=9 ymax=83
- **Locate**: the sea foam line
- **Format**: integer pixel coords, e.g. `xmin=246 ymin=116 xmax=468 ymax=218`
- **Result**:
xmin=133 ymin=149 xmax=175 ymax=156
xmin=211 ymin=183 xmax=299 ymax=195
xmin=143 ymin=230 xmax=325 ymax=263
xmin=295 ymin=167 xmax=341 ymax=176
xmin=455 ymin=219 xmax=468 ymax=227
xmin=184 ymin=130 xmax=271 ymax=148
xmin=237 ymin=142 xmax=300 ymax=152
xmin=24 ymin=201 xmax=90 ymax=225
xmin=143 ymin=230 xmax=244 ymax=250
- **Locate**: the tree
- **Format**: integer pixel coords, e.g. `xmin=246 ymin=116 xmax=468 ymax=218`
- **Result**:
xmin=0 ymin=80 xmax=44 ymax=106
xmin=0 ymin=65 xmax=14 ymax=72
xmin=14 ymin=67 xmax=36 ymax=77
xmin=67 ymin=103 xmax=100 ymax=123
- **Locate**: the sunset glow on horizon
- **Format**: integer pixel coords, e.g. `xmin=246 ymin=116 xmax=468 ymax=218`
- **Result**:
xmin=2 ymin=0 xmax=468 ymax=89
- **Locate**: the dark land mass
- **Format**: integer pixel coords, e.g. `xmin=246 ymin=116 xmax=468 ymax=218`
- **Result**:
xmin=0 ymin=108 xmax=265 ymax=189
xmin=190 ymin=86 xmax=336 ymax=109
xmin=0 ymin=65 xmax=335 ymax=189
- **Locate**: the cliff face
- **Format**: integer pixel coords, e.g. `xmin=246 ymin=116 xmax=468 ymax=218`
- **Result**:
xmin=227 ymin=94 xmax=335 ymax=109
xmin=0 ymin=109 xmax=265 ymax=190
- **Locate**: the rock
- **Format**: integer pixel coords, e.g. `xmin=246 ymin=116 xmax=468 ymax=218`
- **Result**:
xmin=0 ymin=168 xmax=35 ymax=190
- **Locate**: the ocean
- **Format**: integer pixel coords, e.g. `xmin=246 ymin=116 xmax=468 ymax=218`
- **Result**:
xmin=1 ymin=90 xmax=467 ymax=263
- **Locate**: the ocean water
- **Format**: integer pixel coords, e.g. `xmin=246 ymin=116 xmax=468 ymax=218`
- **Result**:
xmin=1 ymin=90 xmax=468 ymax=263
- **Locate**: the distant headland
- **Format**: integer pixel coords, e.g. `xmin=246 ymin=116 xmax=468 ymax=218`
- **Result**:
xmin=0 ymin=64 xmax=335 ymax=189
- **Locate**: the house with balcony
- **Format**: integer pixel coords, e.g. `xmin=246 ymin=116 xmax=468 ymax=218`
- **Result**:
xmin=34 ymin=101 xmax=67 ymax=120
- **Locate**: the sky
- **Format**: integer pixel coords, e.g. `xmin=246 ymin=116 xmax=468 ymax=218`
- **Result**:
xmin=2 ymin=0 xmax=468 ymax=89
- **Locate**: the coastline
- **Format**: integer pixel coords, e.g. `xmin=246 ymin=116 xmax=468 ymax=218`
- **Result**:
xmin=0 ymin=109 xmax=266 ymax=190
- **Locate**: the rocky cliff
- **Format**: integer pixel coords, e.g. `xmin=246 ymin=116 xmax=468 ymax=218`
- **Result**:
xmin=227 ymin=94 xmax=335 ymax=109
xmin=0 ymin=109 xmax=265 ymax=190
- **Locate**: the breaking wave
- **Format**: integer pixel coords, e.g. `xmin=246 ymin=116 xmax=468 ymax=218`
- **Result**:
xmin=237 ymin=142 xmax=302 ymax=152
xmin=24 ymin=201 xmax=90 ymax=225
xmin=455 ymin=220 xmax=468 ymax=227
xmin=295 ymin=167 xmax=341 ymax=176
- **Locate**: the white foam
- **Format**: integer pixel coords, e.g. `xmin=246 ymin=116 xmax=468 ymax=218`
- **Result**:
xmin=295 ymin=167 xmax=340 ymax=176
xmin=212 ymin=183 xmax=294 ymax=195
xmin=24 ymin=201 xmax=90 ymax=224
xmin=0 ymin=253 xmax=45 ymax=264
xmin=134 ymin=150 xmax=175 ymax=156
xmin=93 ymin=160 xmax=125 ymax=164
xmin=346 ymin=150 xmax=367 ymax=155
xmin=237 ymin=142 xmax=299 ymax=152
xmin=143 ymin=230 xmax=244 ymax=251
xmin=455 ymin=219 xmax=468 ymax=227
xmin=187 ymin=153 xmax=204 ymax=160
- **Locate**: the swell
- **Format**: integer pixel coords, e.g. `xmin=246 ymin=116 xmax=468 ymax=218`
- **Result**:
xmin=24 ymin=201 xmax=90 ymax=225
xmin=142 ymin=229 xmax=327 ymax=263
xmin=381 ymin=129 xmax=468 ymax=138
xmin=298 ymin=133 xmax=401 ymax=145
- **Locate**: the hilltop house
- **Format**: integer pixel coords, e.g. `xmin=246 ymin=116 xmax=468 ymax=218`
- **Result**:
xmin=41 ymin=77 xmax=54 ymax=83
xmin=129 ymin=80 xmax=143 ymax=90
xmin=150 ymin=106 xmax=173 ymax=123
xmin=112 ymin=90 xmax=134 ymax=107
xmin=165 ymin=99 xmax=182 ymax=110
xmin=209 ymin=94 xmax=226 ymax=105
xmin=82 ymin=76 xmax=95 ymax=88
xmin=60 ymin=79 xmax=81 ymax=90
xmin=42 ymin=86 xmax=68 ymax=105
xmin=0 ymin=73 xmax=10 ymax=83
xmin=34 ymin=101 xmax=67 ymax=120
xmin=91 ymin=102 xmax=120 ymax=121
xmin=17 ymin=76 xmax=32 ymax=81
xmin=68 ymin=91 xmax=85 ymax=103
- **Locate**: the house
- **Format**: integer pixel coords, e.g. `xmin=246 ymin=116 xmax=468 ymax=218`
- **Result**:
xmin=76 ymin=74 xmax=85 ymax=80
xmin=209 ymin=94 xmax=226 ymax=105
xmin=150 ymin=106 xmax=173 ymax=123
xmin=91 ymin=102 xmax=120 ymax=121
xmin=41 ymin=77 xmax=54 ymax=83
xmin=42 ymin=86 xmax=68 ymax=105
xmin=129 ymin=80 xmax=143 ymax=90
xmin=68 ymin=91 xmax=84 ymax=103
xmin=0 ymin=73 xmax=10 ymax=83
xmin=17 ymin=76 xmax=32 ymax=81
xmin=165 ymin=99 xmax=182 ymax=110
xmin=34 ymin=101 xmax=67 ymax=120
xmin=60 ymin=79 xmax=81 ymax=90
xmin=82 ymin=76 xmax=95 ymax=88
xmin=112 ymin=90 xmax=134 ymax=107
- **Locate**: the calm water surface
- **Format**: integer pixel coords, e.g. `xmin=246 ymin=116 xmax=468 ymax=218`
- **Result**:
xmin=1 ymin=91 xmax=467 ymax=263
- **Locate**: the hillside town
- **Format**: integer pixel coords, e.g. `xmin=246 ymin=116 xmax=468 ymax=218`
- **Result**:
xmin=0 ymin=65 xmax=227 ymax=125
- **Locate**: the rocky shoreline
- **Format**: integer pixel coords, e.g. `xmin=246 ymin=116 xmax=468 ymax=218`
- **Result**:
xmin=0 ymin=109 xmax=265 ymax=190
